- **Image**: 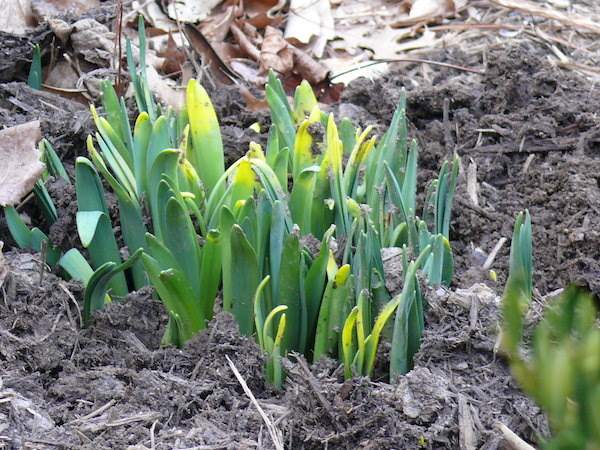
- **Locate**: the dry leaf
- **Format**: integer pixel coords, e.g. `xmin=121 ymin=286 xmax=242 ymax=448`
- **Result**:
xmin=409 ymin=0 xmax=455 ymax=18
xmin=244 ymin=0 xmax=285 ymax=29
xmin=313 ymin=79 xmax=344 ymax=104
xmin=239 ymin=85 xmax=268 ymax=112
xmin=284 ymin=0 xmax=334 ymax=57
xmin=212 ymin=42 xmax=247 ymax=64
xmin=48 ymin=18 xmax=72 ymax=45
xmin=184 ymin=23 xmax=239 ymax=85
xmin=30 ymin=0 xmax=99 ymax=20
xmin=146 ymin=65 xmax=186 ymax=111
xmin=268 ymin=0 xmax=286 ymax=17
xmin=322 ymin=58 xmax=390 ymax=85
xmin=345 ymin=26 xmax=440 ymax=60
xmin=260 ymin=26 xmax=294 ymax=74
xmin=0 ymin=121 xmax=45 ymax=207
xmin=245 ymin=0 xmax=279 ymax=23
xmin=231 ymin=22 xmax=261 ymax=61
xmin=71 ymin=19 xmax=115 ymax=66
xmin=129 ymin=0 xmax=175 ymax=31
xmin=291 ymin=46 xmax=329 ymax=84
xmin=0 ymin=0 xmax=36 ymax=34
xmin=200 ymin=4 xmax=236 ymax=42
xmin=165 ymin=0 xmax=223 ymax=23
xmin=157 ymin=33 xmax=187 ymax=77
xmin=335 ymin=25 xmax=414 ymax=57
xmin=239 ymin=20 xmax=262 ymax=45
xmin=230 ymin=60 xmax=260 ymax=84
xmin=45 ymin=60 xmax=79 ymax=89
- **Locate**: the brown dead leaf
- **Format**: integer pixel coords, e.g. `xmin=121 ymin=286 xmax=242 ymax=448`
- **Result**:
xmin=314 ymin=80 xmax=344 ymax=105
xmin=31 ymin=0 xmax=99 ymax=20
xmin=259 ymin=26 xmax=294 ymax=74
xmin=212 ymin=42 xmax=246 ymax=62
xmin=200 ymin=4 xmax=236 ymax=42
xmin=239 ymin=85 xmax=268 ymax=112
xmin=158 ymin=33 xmax=187 ymax=77
xmin=244 ymin=0 xmax=278 ymax=19
xmin=45 ymin=60 xmax=79 ymax=89
xmin=245 ymin=0 xmax=283 ymax=29
xmin=0 ymin=0 xmax=36 ymax=34
xmin=231 ymin=22 xmax=261 ymax=61
xmin=238 ymin=19 xmax=262 ymax=45
xmin=0 ymin=121 xmax=45 ymax=207
xmin=184 ymin=23 xmax=239 ymax=85
xmin=291 ymin=46 xmax=329 ymax=84
xmin=48 ymin=18 xmax=72 ymax=45
xmin=71 ymin=18 xmax=115 ymax=66
xmin=129 ymin=0 xmax=175 ymax=31
xmin=229 ymin=60 xmax=260 ymax=83
xmin=146 ymin=65 xmax=186 ymax=111
xmin=335 ymin=25 xmax=414 ymax=57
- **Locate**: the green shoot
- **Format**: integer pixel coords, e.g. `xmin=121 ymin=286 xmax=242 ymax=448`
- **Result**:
xmin=27 ymin=44 xmax=42 ymax=90
xmin=502 ymin=211 xmax=600 ymax=448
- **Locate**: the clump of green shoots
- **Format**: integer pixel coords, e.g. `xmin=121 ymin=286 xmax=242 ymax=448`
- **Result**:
xmin=4 ymin=139 xmax=71 ymax=267
xmin=502 ymin=211 xmax=600 ymax=449
xmin=4 ymin=17 xmax=460 ymax=387
xmin=80 ymin=67 xmax=458 ymax=384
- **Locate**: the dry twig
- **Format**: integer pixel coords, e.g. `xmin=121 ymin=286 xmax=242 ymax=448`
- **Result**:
xmin=490 ymin=0 xmax=600 ymax=35
xmin=226 ymin=355 xmax=284 ymax=450
xmin=493 ymin=421 xmax=537 ymax=450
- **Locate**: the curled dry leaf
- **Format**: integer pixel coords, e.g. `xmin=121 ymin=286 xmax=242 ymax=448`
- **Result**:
xmin=239 ymin=85 xmax=269 ymax=112
xmin=260 ymin=26 xmax=294 ymax=74
xmin=230 ymin=61 xmax=259 ymax=84
xmin=231 ymin=22 xmax=261 ymax=61
xmin=291 ymin=46 xmax=329 ymax=85
xmin=71 ymin=18 xmax=115 ymax=66
xmin=239 ymin=20 xmax=262 ymax=45
xmin=0 ymin=121 xmax=45 ymax=207
xmin=200 ymin=4 xmax=236 ymax=42
xmin=48 ymin=18 xmax=72 ymax=45
xmin=158 ymin=33 xmax=187 ymax=77
xmin=245 ymin=0 xmax=284 ymax=29
xmin=45 ymin=60 xmax=80 ymax=89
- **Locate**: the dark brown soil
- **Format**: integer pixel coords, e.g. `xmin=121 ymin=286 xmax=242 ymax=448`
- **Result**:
xmin=1 ymin=25 xmax=599 ymax=450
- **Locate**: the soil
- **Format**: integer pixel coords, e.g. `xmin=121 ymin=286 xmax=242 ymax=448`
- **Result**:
xmin=2 ymin=17 xmax=600 ymax=450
